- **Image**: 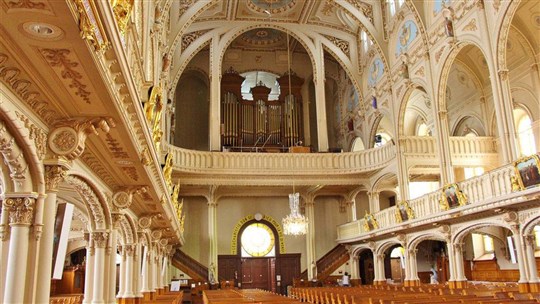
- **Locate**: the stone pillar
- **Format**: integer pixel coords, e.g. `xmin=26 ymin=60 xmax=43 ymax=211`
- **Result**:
xmin=406 ymin=248 xmax=419 ymax=286
xmin=453 ymin=243 xmax=467 ymax=289
xmin=149 ymin=248 xmax=156 ymax=291
xmin=350 ymin=255 xmax=360 ymax=281
xmin=367 ymin=191 xmax=380 ymax=213
xmin=118 ymin=245 xmax=126 ymax=297
xmin=395 ymin=139 xmax=410 ymax=200
xmin=524 ymin=234 xmax=539 ymax=292
xmin=124 ymin=244 xmax=136 ymax=297
xmin=92 ymin=231 xmax=109 ymax=304
xmin=345 ymin=200 xmax=357 ymax=222
xmin=373 ymin=253 xmax=385 ymax=285
xmin=83 ymin=233 xmax=95 ymax=304
xmin=107 ymin=227 xmax=118 ymax=304
xmin=446 ymin=241 xmax=456 ymax=288
xmin=433 ymin=110 xmax=455 ymax=184
xmin=141 ymin=246 xmax=150 ymax=293
xmin=35 ymin=164 xmax=68 ymax=304
xmin=513 ymin=229 xmax=530 ymax=292
xmin=313 ymin=46 xmax=329 ymax=152
xmin=209 ymin=36 xmax=222 ymax=151
xmin=304 ymin=198 xmax=316 ymax=280
xmin=134 ymin=242 xmax=143 ymax=298
xmin=2 ymin=195 xmax=36 ymax=304
xmin=493 ymin=69 xmax=519 ymax=162
xmin=208 ymin=198 xmax=218 ymax=282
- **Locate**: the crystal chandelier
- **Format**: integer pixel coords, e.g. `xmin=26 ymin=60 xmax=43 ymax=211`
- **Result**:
xmin=283 ymin=193 xmax=308 ymax=235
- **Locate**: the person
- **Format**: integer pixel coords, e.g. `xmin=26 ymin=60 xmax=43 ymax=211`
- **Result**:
xmin=430 ymin=266 xmax=438 ymax=284
xmin=342 ymin=272 xmax=350 ymax=287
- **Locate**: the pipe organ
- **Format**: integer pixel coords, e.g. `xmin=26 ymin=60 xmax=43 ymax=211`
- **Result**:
xmin=221 ymin=69 xmax=304 ymax=151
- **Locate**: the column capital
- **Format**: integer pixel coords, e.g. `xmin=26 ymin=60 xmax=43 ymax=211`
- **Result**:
xmin=125 ymin=244 xmax=136 ymax=257
xmin=498 ymin=69 xmax=509 ymax=81
xmin=524 ymin=234 xmax=536 ymax=247
xmin=453 ymin=242 xmax=463 ymax=252
xmin=91 ymin=231 xmax=109 ymax=248
xmin=44 ymin=164 xmax=68 ymax=192
xmin=3 ymin=195 xmax=37 ymax=226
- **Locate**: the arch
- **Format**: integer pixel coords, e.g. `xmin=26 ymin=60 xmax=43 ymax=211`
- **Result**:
xmin=408 ymin=232 xmax=448 ymax=250
xmin=351 ymin=245 xmax=373 ymax=257
xmin=118 ymin=213 xmax=136 ymax=245
xmin=65 ymin=174 xmax=112 ymax=231
xmin=376 ymin=239 xmax=402 ymax=255
xmin=0 ymin=92 xmax=44 ymax=193
xmin=231 ymin=214 xmax=285 ymax=255
xmin=451 ymin=114 xmax=486 ymax=136
xmin=452 ymin=221 xmax=513 ymax=244
xmin=397 ymin=84 xmax=430 ymax=137
xmin=350 ymin=137 xmax=365 ymax=152
xmin=521 ymin=214 xmax=540 ymax=236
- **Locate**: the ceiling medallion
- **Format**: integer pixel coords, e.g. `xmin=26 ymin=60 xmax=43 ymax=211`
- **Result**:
xmin=21 ymin=22 xmax=63 ymax=40
xmin=247 ymin=0 xmax=296 ymax=15
xmin=240 ymin=28 xmax=284 ymax=46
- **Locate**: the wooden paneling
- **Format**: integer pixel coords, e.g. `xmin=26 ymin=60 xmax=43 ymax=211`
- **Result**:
xmin=276 ymin=253 xmax=301 ymax=295
xmin=471 ymin=259 xmax=519 ymax=282
xmin=218 ymin=255 xmax=240 ymax=283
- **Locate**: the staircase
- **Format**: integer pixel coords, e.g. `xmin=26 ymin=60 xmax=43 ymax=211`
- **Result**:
xmin=300 ymin=244 xmax=349 ymax=281
xmin=171 ymin=250 xmax=208 ymax=282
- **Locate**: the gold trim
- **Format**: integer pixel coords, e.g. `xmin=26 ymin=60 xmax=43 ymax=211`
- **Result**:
xmin=363 ymin=211 xmax=379 ymax=231
xmin=395 ymin=201 xmax=415 ymax=223
xmin=439 ymin=183 xmax=468 ymax=211
xmin=512 ymin=154 xmax=540 ymax=190
xmin=231 ymin=214 xmax=285 ymax=255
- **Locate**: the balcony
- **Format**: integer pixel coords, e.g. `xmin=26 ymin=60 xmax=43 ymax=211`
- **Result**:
xmin=336 ymin=158 xmax=540 ymax=242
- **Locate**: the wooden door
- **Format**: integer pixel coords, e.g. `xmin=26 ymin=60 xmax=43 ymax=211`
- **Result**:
xmin=241 ymin=258 xmax=272 ymax=290
xmin=437 ymin=256 xmax=450 ymax=283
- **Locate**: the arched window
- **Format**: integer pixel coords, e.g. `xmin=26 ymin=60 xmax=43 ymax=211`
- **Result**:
xmin=514 ymin=107 xmax=536 ymax=156
xmin=416 ymin=122 xmax=430 ymax=136
xmin=241 ymin=222 xmax=276 ymax=257
xmin=351 ymin=137 xmax=365 ymax=151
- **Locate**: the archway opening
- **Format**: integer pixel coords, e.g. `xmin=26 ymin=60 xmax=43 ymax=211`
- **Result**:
xmin=415 ymin=240 xmax=448 ymax=284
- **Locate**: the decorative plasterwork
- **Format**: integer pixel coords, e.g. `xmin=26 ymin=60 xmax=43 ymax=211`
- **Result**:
xmin=120 ymin=216 xmax=134 ymax=244
xmin=73 ymin=0 xmax=109 ymax=51
xmin=105 ymin=133 xmax=129 ymax=158
xmin=45 ymin=165 xmax=67 ymax=192
xmin=463 ymin=19 xmax=477 ymax=32
xmin=0 ymin=120 xmax=29 ymax=181
xmin=66 ymin=175 xmax=106 ymax=229
xmin=91 ymin=231 xmax=109 ymax=248
xmin=14 ymin=111 xmax=46 ymax=160
xmin=181 ymin=30 xmax=210 ymax=52
xmin=178 ymin=0 xmax=195 ymax=18
xmin=39 ymin=48 xmax=91 ymax=104
xmin=0 ymin=52 xmax=60 ymax=124
xmin=343 ymin=0 xmax=373 ymax=23
xmin=246 ymin=0 xmax=296 ymax=15
xmin=3 ymin=196 xmax=35 ymax=225
xmin=4 ymin=0 xmax=49 ymax=11
xmin=121 ymin=167 xmax=139 ymax=181
xmin=323 ymin=35 xmax=350 ymax=57
xmin=80 ymin=151 xmax=115 ymax=186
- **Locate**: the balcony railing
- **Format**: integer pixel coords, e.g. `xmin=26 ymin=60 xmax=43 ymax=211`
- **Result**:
xmin=401 ymin=136 xmax=498 ymax=155
xmin=167 ymin=142 xmax=396 ymax=175
xmin=337 ymin=161 xmax=532 ymax=241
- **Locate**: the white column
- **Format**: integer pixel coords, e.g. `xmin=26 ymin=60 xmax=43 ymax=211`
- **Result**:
xmin=408 ymin=249 xmax=419 ymax=283
xmin=313 ymin=44 xmax=329 ymax=152
xmin=107 ymin=229 xmax=118 ymax=304
xmin=453 ymin=243 xmax=467 ymax=282
xmin=433 ymin=110 xmax=455 ymax=184
xmin=305 ymin=199 xmax=316 ymax=280
xmin=513 ymin=232 xmax=529 ymax=285
xmin=157 ymin=253 xmax=164 ymax=289
xmin=35 ymin=165 xmax=67 ymax=304
xmin=83 ymin=233 xmax=95 ymax=304
xmin=3 ymin=195 xmax=36 ymax=304
xmin=141 ymin=246 xmax=150 ymax=293
xmin=368 ymin=191 xmax=380 ymax=213
xmin=124 ymin=244 xmax=136 ymax=297
xmin=524 ymin=235 xmax=539 ymax=285
xmin=92 ymin=231 xmax=109 ymax=304
xmin=135 ymin=242 xmax=143 ymax=297
xmin=373 ymin=253 xmax=385 ymax=284
xmin=208 ymin=201 xmax=218 ymax=282
xmin=209 ymin=36 xmax=222 ymax=151
xmin=446 ymin=242 xmax=456 ymax=284
xmin=0 ymin=202 xmax=10 ymax=302
xmin=350 ymin=255 xmax=359 ymax=281
xmin=395 ymin=140 xmax=410 ymax=200
xmin=118 ymin=246 xmax=126 ymax=297
xmin=150 ymin=248 xmax=157 ymax=291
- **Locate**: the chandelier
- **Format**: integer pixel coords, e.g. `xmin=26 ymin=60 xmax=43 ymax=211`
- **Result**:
xmin=283 ymin=193 xmax=308 ymax=235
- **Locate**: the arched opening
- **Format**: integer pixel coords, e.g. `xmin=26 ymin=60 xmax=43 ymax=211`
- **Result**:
xmin=415 ymin=240 xmax=448 ymax=284
xmin=514 ymin=107 xmax=536 ymax=156
xmin=373 ymin=115 xmax=393 ymax=148
xmin=358 ymin=249 xmax=374 ymax=285
xmin=351 ymin=137 xmax=365 ymax=152
xmin=384 ymin=244 xmax=404 ymax=284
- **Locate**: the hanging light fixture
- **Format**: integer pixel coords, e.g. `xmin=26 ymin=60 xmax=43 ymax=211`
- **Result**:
xmin=282 ymin=30 xmax=307 ymax=236
xmin=283 ymin=192 xmax=308 ymax=235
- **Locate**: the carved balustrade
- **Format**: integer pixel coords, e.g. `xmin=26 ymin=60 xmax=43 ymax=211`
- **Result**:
xmin=337 ymin=162 xmax=528 ymax=241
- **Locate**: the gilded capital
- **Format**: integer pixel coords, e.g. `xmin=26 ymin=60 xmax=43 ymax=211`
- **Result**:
xmin=4 ymin=196 xmax=36 ymax=226
xmin=92 ymin=231 xmax=109 ymax=248
xmin=45 ymin=165 xmax=67 ymax=192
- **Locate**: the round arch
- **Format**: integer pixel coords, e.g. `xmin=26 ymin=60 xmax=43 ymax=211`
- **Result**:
xmin=452 ymin=221 xmax=514 ymax=244
xmin=397 ymin=84 xmax=430 ymax=137
xmin=521 ymin=214 xmax=540 ymax=236
xmin=65 ymin=174 xmax=112 ymax=231
xmin=376 ymin=239 xmax=403 ymax=255
xmin=408 ymin=232 xmax=449 ymax=251
xmin=231 ymin=214 xmax=285 ymax=256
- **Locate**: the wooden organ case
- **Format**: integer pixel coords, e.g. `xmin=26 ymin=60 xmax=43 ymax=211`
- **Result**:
xmin=221 ymin=69 xmax=304 ymax=152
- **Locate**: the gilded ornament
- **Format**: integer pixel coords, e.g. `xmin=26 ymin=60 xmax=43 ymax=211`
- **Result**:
xmin=111 ymin=0 xmax=134 ymax=34
xmin=163 ymin=152 xmax=174 ymax=191
xmin=45 ymin=165 xmax=67 ymax=192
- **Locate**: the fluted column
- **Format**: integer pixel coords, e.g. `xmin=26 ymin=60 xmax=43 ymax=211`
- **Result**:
xmin=406 ymin=248 xmax=419 ymax=286
xmin=107 ymin=225 xmax=118 ymax=304
xmin=124 ymin=244 xmax=136 ymax=297
xmin=305 ymin=198 xmax=316 ymax=280
xmin=209 ymin=36 xmax=222 ymax=151
xmin=208 ymin=199 xmax=218 ymax=282
xmin=434 ymin=110 xmax=455 ymax=184
xmin=134 ymin=242 xmax=143 ymax=298
xmin=524 ymin=234 xmax=539 ymax=292
xmin=367 ymin=191 xmax=380 ymax=213
xmin=118 ymin=245 xmax=126 ymax=298
xmin=452 ymin=243 xmax=467 ymax=289
xmin=92 ymin=231 xmax=109 ymax=304
xmin=373 ymin=253 xmax=385 ymax=285
xmin=512 ymin=228 xmax=529 ymax=292
xmin=83 ymin=232 xmax=95 ymax=303
xmin=149 ymin=247 xmax=156 ymax=291
xmin=141 ymin=245 xmax=150 ymax=293
xmin=350 ymin=255 xmax=360 ymax=281
xmin=313 ymin=43 xmax=329 ymax=152
xmin=3 ymin=195 xmax=36 ymax=304
xmin=35 ymin=164 xmax=68 ymax=304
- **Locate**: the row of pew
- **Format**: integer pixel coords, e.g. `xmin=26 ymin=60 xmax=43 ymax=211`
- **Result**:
xmin=290 ymin=283 xmax=540 ymax=304
xmin=203 ymin=288 xmax=301 ymax=304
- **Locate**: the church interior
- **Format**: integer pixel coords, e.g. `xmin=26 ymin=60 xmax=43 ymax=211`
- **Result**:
xmin=1 ymin=0 xmax=540 ymax=303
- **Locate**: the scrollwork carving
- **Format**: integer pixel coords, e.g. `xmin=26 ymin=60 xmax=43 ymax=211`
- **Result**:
xmin=4 ymin=196 xmax=36 ymax=225
xmin=92 ymin=231 xmax=109 ymax=248
xmin=45 ymin=165 xmax=67 ymax=192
